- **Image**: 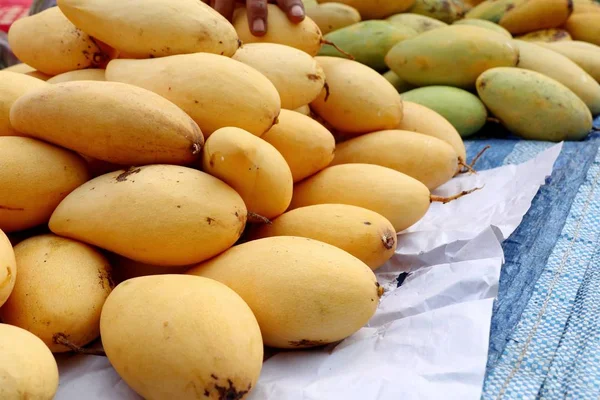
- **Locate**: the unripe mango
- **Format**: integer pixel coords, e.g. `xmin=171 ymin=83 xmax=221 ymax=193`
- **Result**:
xmin=306 ymin=3 xmax=361 ymax=35
xmin=476 ymin=67 xmax=593 ymax=141
xmin=311 ymin=57 xmax=403 ymax=135
xmin=0 ymin=71 xmax=48 ymax=136
xmin=46 ymin=69 xmax=106 ymax=83
xmin=386 ymin=12 xmax=447 ymax=33
xmin=409 ymin=0 xmax=467 ymax=23
xmin=385 ymin=25 xmax=519 ymax=88
xmin=187 ymin=236 xmax=382 ymax=349
xmin=319 ymin=0 xmax=415 ymax=19
xmin=453 ymin=18 xmax=512 ymax=37
xmin=401 ymin=86 xmax=488 ymax=137
xmin=513 ymin=40 xmax=600 ymax=115
xmin=564 ymin=14 xmax=600 ymax=46
xmin=516 ymin=29 xmax=572 ymax=42
xmin=382 ymin=70 xmax=416 ymax=93
xmin=0 ymin=229 xmax=16 ymax=308
xmin=318 ymin=21 xmax=417 ymax=71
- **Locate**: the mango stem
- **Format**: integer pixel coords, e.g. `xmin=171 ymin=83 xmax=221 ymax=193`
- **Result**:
xmin=458 ymin=159 xmax=476 ymax=174
xmin=320 ymin=39 xmax=355 ymax=60
xmin=53 ymin=333 xmax=106 ymax=357
xmin=469 ymin=145 xmax=491 ymax=170
xmin=430 ymin=186 xmax=484 ymax=204
xmin=247 ymin=212 xmax=272 ymax=225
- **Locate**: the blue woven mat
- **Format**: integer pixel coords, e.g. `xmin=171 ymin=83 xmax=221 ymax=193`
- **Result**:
xmin=466 ymin=117 xmax=600 ymax=399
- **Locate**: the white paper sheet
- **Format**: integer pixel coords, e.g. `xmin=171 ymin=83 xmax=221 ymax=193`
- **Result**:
xmin=54 ymin=143 xmax=563 ymax=400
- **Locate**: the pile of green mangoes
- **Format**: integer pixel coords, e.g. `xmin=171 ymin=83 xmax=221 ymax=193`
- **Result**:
xmin=308 ymin=0 xmax=600 ymax=141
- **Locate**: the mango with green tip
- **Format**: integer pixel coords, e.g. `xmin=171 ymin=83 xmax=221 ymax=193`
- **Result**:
xmin=408 ymin=0 xmax=468 ymax=23
xmin=401 ymin=86 xmax=487 ymax=138
xmin=516 ymin=29 xmax=572 ymax=42
xmin=385 ymin=25 xmax=519 ymax=88
xmin=476 ymin=67 xmax=592 ymax=141
xmin=382 ymin=70 xmax=416 ymax=93
xmin=453 ymin=18 xmax=512 ymax=37
xmin=306 ymin=3 xmax=361 ymax=35
xmin=318 ymin=0 xmax=416 ymax=19
xmin=386 ymin=13 xmax=447 ymax=33
xmin=318 ymin=21 xmax=417 ymax=71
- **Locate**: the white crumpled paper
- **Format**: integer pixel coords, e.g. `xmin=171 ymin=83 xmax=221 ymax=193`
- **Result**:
xmin=55 ymin=143 xmax=563 ymax=400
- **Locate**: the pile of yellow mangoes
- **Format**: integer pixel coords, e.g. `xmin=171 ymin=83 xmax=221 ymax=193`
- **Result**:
xmin=310 ymin=0 xmax=600 ymax=141
xmin=0 ymin=1 xmax=486 ymax=399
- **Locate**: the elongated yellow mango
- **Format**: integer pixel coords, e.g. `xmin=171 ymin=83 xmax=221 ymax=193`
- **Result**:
xmin=0 ymin=71 xmax=48 ymax=136
xmin=106 ymin=53 xmax=281 ymax=137
xmin=232 ymin=43 xmax=325 ymax=110
xmin=306 ymin=3 xmax=361 ymax=35
xmin=564 ymin=14 xmax=600 ymax=46
xmin=261 ymin=109 xmax=335 ymax=183
xmin=49 ymin=165 xmax=247 ymax=267
xmin=385 ymin=25 xmax=519 ymax=88
xmin=8 ymin=7 xmax=107 ymax=75
xmin=10 ymin=81 xmax=204 ymax=165
xmin=397 ymin=101 xmax=466 ymax=162
xmin=0 ymin=229 xmax=16 ymax=308
xmin=201 ymin=127 xmax=293 ymax=219
xmin=57 ymin=0 xmax=239 ymax=59
xmin=538 ymin=42 xmax=600 ymax=82
xmin=453 ymin=18 xmax=512 ymax=37
xmin=319 ymin=0 xmax=415 ymax=19
xmin=187 ymin=236 xmax=382 ymax=348
xmin=516 ymin=29 xmax=572 ymax=42
xmin=233 ymin=5 xmax=323 ymax=56
xmin=498 ymin=0 xmax=572 ymax=35
xmin=250 ymin=204 xmax=397 ymax=270
xmin=290 ymin=164 xmax=432 ymax=232
xmin=46 ymin=69 xmax=105 ymax=83
xmin=330 ymin=130 xmax=458 ymax=190
xmin=476 ymin=67 xmax=592 ymax=141
xmin=310 ymin=56 xmax=403 ymax=134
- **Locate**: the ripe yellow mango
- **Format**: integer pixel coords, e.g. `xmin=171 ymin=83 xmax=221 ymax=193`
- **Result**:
xmin=46 ymin=69 xmax=106 ymax=83
xmin=306 ymin=3 xmax=361 ymax=35
xmin=572 ymin=0 xmax=600 ymax=13
xmin=57 ymin=0 xmax=239 ymax=59
xmin=290 ymin=164 xmax=431 ymax=232
xmin=49 ymin=165 xmax=247 ymax=267
xmin=498 ymin=0 xmax=572 ymax=35
xmin=516 ymin=29 xmax=572 ymax=42
xmin=106 ymin=53 xmax=281 ymax=137
xmin=453 ymin=18 xmax=512 ymax=37
xmin=385 ymin=25 xmax=519 ymax=88
xmin=564 ymin=14 xmax=600 ymax=46
xmin=101 ymin=275 xmax=263 ymax=400
xmin=0 ymin=234 xmax=113 ymax=352
xmin=0 ymin=137 xmax=90 ymax=233
xmin=513 ymin=40 xmax=600 ymax=115
xmin=188 ymin=236 xmax=382 ymax=348
xmin=8 ymin=7 xmax=107 ymax=75
xmin=0 ymin=324 xmax=59 ymax=400
xmin=397 ymin=101 xmax=467 ymax=162
xmin=0 ymin=229 xmax=16 ymax=308
xmin=319 ymin=0 xmax=415 ymax=19
xmin=409 ymin=0 xmax=467 ymax=23
xmin=261 ymin=109 xmax=335 ymax=183
xmin=201 ymin=127 xmax=293 ymax=219
xmin=233 ymin=5 xmax=322 ymax=56
xmin=387 ymin=13 xmax=447 ymax=33
xmin=331 ymin=130 xmax=458 ymax=190
xmin=536 ymin=42 xmax=600 ymax=85
xmin=249 ymin=204 xmax=397 ymax=270
xmin=0 ymin=71 xmax=48 ymax=136
xmin=232 ymin=43 xmax=325 ymax=110
xmin=10 ymin=81 xmax=204 ymax=166
xmin=310 ymin=57 xmax=403 ymax=134
xmin=476 ymin=67 xmax=592 ymax=141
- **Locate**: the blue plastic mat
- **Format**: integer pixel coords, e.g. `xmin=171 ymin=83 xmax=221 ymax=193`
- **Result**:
xmin=467 ymin=117 xmax=600 ymax=399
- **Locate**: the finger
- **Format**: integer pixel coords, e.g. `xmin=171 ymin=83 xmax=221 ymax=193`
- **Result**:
xmin=276 ymin=0 xmax=305 ymax=22
xmin=247 ymin=0 xmax=269 ymax=36
xmin=213 ymin=0 xmax=236 ymax=21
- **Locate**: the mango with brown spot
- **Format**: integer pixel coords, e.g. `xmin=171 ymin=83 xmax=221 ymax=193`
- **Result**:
xmin=408 ymin=0 xmax=468 ymax=23
xmin=516 ymin=29 xmax=572 ymax=42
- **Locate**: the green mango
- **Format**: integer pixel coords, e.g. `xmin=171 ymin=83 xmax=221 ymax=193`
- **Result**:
xmin=385 ymin=24 xmax=519 ymax=88
xmin=464 ymin=0 xmax=516 ymax=22
xmin=453 ymin=18 xmax=512 ymax=38
xmin=408 ymin=0 xmax=468 ymax=23
xmin=318 ymin=21 xmax=417 ymax=71
xmin=401 ymin=86 xmax=488 ymax=137
xmin=382 ymin=70 xmax=416 ymax=93
xmin=386 ymin=13 xmax=448 ymax=33
xmin=476 ymin=67 xmax=593 ymax=141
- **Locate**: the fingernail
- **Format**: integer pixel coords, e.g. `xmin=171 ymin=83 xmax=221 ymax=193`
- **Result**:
xmin=253 ymin=18 xmax=265 ymax=33
xmin=290 ymin=5 xmax=304 ymax=17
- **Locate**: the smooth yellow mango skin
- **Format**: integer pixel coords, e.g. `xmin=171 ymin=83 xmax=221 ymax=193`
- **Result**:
xmin=385 ymin=25 xmax=519 ymax=88
xmin=261 ymin=109 xmax=335 ymax=183
xmin=453 ymin=18 xmax=512 ymax=37
xmin=516 ymin=29 xmax=572 ymax=42
xmin=319 ymin=0 xmax=415 ymax=19
xmin=311 ymin=57 xmax=403 ymax=134
xmin=249 ymin=204 xmax=396 ymax=270
xmin=397 ymin=101 xmax=466 ymax=162
xmin=386 ymin=12 xmax=447 ymax=33
xmin=290 ymin=163 xmax=431 ymax=232
xmin=0 ymin=323 xmax=59 ymax=400
xmin=572 ymin=0 xmax=600 ymax=13
xmin=513 ymin=40 xmax=600 ymax=115
xmin=0 ymin=229 xmax=16 ymax=308
xmin=306 ymin=3 xmax=361 ymax=35
xmin=0 ymin=71 xmax=48 ymax=136
xmin=100 ymin=275 xmax=263 ymax=400
xmin=201 ymin=127 xmax=293 ymax=220
xmin=408 ymin=0 xmax=467 ymax=23
xmin=476 ymin=67 xmax=592 ymax=141
xmin=564 ymin=14 xmax=600 ymax=47
xmin=57 ymin=0 xmax=239 ymax=59
xmin=537 ymin=42 xmax=600 ymax=83
xmin=498 ymin=0 xmax=572 ymax=35
xmin=187 ymin=236 xmax=382 ymax=349
xmin=47 ymin=69 xmax=106 ymax=83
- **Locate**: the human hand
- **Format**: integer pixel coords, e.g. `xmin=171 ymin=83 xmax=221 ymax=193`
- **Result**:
xmin=206 ymin=0 xmax=306 ymax=36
